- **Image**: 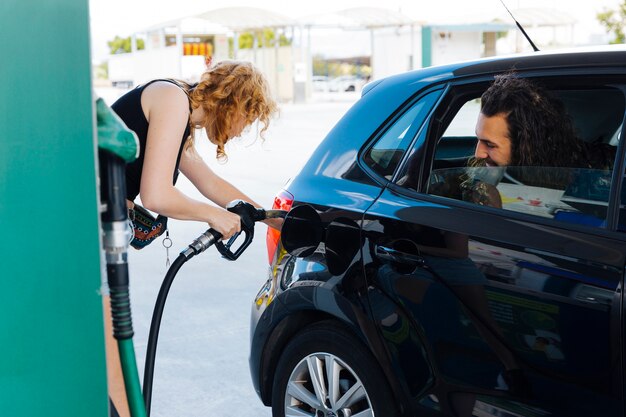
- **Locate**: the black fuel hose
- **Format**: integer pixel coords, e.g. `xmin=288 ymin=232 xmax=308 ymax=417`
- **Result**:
xmin=142 ymin=253 xmax=186 ymax=415
xmin=142 ymin=228 xmax=221 ymax=416
xmin=142 ymin=208 xmax=285 ymax=416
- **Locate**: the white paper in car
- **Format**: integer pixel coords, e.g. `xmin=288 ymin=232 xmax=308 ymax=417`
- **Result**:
xmin=496 ymin=183 xmax=575 ymax=218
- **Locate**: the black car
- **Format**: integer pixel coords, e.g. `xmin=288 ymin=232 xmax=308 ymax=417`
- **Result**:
xmin=250 ymin=46 xmax=626 ymax=417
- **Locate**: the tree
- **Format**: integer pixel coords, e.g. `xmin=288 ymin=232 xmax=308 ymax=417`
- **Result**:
xmin=237 ymin=29 xmax=291 ymax=49
xmin=107 ymin=36 xmax=145 ymax=54
xmin=597 ymin=2 xmax=626 ymax=44
xmin=94 ymin=62 xmax=108 ymax=79
xmin=312 ymin=55 xmax=371 ymax=78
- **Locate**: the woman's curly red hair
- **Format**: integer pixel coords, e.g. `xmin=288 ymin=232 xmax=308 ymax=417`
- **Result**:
xmin=184 ymin=61 xmax=277 ymax=159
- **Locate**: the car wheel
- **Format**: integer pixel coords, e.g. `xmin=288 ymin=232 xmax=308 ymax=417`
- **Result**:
xmin=272 ymin=320 xmax=399 ymax=417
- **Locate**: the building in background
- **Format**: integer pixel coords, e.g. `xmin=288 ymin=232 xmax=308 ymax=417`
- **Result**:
xmin=104 ymin=5 xmax=585 ymax=102
xmin=107 ymin=7 xmax=297 ymax=102
xmin=107 ymin=18 xmax=230 ymax=88
xmin=421 ymin=22 xmax=515 ymax=68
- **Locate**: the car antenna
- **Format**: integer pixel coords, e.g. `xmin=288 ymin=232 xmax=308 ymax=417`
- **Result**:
xmin=499 ymin=0 xmax=540 ymax=52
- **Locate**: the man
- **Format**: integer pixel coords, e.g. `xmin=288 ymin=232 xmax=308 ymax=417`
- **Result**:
xmin=473 ymin=74 xmax=614 ymax=170
xmin=432 ymin=74 xmax=616 ymax=209
xmin=430 ymin=74 xmax=615 ymax=205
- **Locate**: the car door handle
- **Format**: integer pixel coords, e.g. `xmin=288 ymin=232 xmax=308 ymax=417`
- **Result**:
xmin=375 ymin=245 xmax=425 ymax=266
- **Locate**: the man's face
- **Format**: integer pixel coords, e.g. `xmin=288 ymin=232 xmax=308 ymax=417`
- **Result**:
xmin=474 ymin=112 xmax=512 ymax=167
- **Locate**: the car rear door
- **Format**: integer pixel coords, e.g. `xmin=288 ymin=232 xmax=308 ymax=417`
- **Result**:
xmin=363 ymin=188 xmax=625 ymax=417
xmin=361 ymin=75 xmax=626 ymax=417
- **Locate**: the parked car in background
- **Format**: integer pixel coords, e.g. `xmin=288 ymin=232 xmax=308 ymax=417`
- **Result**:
xmin=312 ymin=75 xmax=330 ymax=92
xmin=328 ymin=75 xmax=366 ymax=92
xmin=250 ymin=46 xmax=626 ymax=417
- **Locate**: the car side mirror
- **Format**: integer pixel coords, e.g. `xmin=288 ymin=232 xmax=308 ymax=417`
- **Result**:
xmin=281 ymin=204 xmax=324 ymax=258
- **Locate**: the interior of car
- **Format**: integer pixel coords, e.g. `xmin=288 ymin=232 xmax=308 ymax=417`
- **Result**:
xmin=423 ymin=78 xmax=625 ymax=227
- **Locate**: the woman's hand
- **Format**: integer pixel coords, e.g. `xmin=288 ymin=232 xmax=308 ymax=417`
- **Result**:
xmin=208 ymin=208 xmax=242 ymax=240
xmin=464 ymin=181 xmax=503 ymax=209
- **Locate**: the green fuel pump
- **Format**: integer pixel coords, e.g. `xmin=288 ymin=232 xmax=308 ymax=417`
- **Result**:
xmin=2 ymin=2 xmax=282 ymax=415
xmin=97 ymin=99 xmax=146 ymax=417
xmin=1 ymin=1 xmax=108 ymax=415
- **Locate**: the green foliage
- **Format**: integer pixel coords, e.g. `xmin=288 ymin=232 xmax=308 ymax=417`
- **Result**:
xmin=94 ymin=62 xmax=108 ymax=79
xmin=312 ymin=55 xmax=332 ymax=76
xmin=312 ymin=55 xmax=371 ymax=78
xmin=237 ymin=29 xmax=291 ymax=49
xmin=107 ymin=36 xmax=145 ymax=54
xmin=597 ymin=2 xmax=626 ymax=44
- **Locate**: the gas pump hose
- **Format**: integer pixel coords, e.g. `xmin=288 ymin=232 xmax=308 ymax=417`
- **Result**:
xmin=142 ymin=205 xmax=285 ymax=416
xmin=100 ymin=150 xmax=147 ymax=417
xmin=109 ymin=262 xmax=146 ymax=417
xmin=142 ymin=229 xmax=222 ymax=416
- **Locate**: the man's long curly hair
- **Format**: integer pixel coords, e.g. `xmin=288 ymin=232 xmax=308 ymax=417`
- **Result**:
xmin=180 ymin=60 xmax=278 ymax=160
xmin=479 ymin=74 xmax=587 ymax=168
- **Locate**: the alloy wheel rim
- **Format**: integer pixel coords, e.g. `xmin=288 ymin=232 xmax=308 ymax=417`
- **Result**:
xmin=284 ymin=352 xmax=374 ymax=417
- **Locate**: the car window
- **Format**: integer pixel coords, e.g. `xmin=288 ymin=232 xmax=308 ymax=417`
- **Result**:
xmin=397 ymin=80 xmax=625 ymax=229
xmin=362 ymin=89 xmax=441 ymax=180
xmin=429 ymin=166 xmax=613 ymax=227
xmin=436 ymin=98 xmax=481 ymax=159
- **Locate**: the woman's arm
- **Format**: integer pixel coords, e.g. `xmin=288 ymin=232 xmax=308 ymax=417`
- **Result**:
xmin=179 ymin=151 xmax=259 ymax=208
xmin=138 ymin=82 xmax=241 ymax=238
xmin=180 ymin=151 xmax=282 ymax=230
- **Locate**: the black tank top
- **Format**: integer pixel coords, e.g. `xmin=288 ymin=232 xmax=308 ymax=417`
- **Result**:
xmin=111 ymin=79 xmax=191 ymax=200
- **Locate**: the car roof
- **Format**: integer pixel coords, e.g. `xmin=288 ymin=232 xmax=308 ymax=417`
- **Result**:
xmin=295 ymin=46 xmax=626 ymax=186
xmin=373 ymin=45 xmax=626 ymax=92
xmin=454 ymin=45 xmax=626 ymax=76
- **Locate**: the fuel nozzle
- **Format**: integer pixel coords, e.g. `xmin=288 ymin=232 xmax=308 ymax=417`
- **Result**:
xmin=215 ymin=200 xmax=286 ymax=260
xmin=224 ymin=199 xmax=287 ymax=221
xmin=182 ymin=200 xmax=287 ymax=261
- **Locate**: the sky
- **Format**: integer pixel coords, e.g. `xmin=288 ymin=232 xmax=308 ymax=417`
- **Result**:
xmin=89 ymin=0 xmax=623 ymax=62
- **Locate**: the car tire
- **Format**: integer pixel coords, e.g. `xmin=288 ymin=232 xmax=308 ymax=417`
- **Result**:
xmin=271 ymin=320 xmax=399 ymax=417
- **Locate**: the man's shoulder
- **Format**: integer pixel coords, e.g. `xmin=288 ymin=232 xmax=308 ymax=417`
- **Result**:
xmin=585 ymin=142 xmax=616 ymax=170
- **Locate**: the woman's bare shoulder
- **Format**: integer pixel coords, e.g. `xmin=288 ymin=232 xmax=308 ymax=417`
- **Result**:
xmin=141 ymin=81 xmax=189 ymax=119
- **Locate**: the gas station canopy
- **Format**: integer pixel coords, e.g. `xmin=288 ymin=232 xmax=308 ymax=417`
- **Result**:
xmin=297 ymin=7 xmax=415 ymax=29
xmin=511 ymin=8 xmax=576 ymax=27
xmin=193 ymin=7 xmax=296 ymax=31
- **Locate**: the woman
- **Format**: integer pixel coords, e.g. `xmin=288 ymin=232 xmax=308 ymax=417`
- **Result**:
xmin=112 ymin=60 xmax=279 ymax=241
xmin=106 ymin=60 xmax=278 ymax=417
